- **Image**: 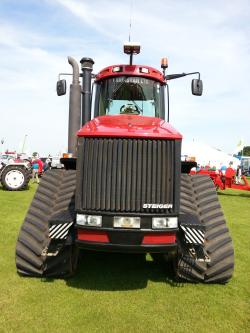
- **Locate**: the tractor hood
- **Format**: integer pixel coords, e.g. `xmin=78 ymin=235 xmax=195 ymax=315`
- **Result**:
xmin=77 ymin=115 xmax=182 ymax=140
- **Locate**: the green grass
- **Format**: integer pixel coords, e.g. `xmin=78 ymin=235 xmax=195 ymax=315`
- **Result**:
xmin=0 ymin=184 xmax=250 ymax=333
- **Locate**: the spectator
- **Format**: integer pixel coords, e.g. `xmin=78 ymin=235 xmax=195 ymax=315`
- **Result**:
xmin=43 ymin=161 xmax=49 ymax=172
xmin=32 ymin=158 xmax=40 ymax=184
xmin=221 ymin=164 xmax=227 ymax=175
xmin=45 ymin=156 xmax=52 ymax=170
xmin=235 ymin=165 xmax=242 ymax=184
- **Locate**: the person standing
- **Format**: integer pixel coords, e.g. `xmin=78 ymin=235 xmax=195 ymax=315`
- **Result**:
xmin=235 ymin=165 xmax=242 ymax=184
xmin=45 ymin=156 xmax=52 ymax=170
xmin=37 ymin=158 xmax=43 ymax=175
xmin=221 ymin=164 xmax=227 ymax=175
xmin=32 ymin=158 xmax=40 ymax=184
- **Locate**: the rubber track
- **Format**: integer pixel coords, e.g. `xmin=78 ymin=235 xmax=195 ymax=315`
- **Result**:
xmin=15 ymin=169 xmax=76 ymax=276
xmin=177 ymin=174 xmax=234 ymax=283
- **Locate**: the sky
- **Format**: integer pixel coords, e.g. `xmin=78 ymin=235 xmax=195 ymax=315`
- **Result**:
xmin=0 ymin=0 xmax=249 ymax=156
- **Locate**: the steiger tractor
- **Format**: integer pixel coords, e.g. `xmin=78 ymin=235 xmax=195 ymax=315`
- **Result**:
xmin=16 ymin=43 xmax=234 ymax=283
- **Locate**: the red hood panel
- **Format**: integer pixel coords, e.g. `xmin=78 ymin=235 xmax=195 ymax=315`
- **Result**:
xmin=77 ymin=115 xmax=182 ymax=140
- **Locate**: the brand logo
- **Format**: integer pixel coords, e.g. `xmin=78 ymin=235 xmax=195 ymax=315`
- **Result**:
xmin=143 ymin=203 xmax=173 ymax=209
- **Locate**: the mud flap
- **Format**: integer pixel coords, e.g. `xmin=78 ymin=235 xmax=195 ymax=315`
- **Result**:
xmin=43 ymin=210 xmax=76 ymax=257
xmin=178 ymin=213 xmax=210 ymax=263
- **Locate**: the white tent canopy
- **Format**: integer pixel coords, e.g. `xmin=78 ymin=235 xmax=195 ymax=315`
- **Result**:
xmin=181 ymin=141 xmax=240 ymax=169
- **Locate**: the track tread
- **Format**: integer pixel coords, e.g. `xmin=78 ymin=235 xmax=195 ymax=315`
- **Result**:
xmin=16 ymin=241 xmax=43 ymax=267
xmin=16 ymin=169 xmax=77 ymax=277
xmin=177 ymin=174 xmax=234 ymax=283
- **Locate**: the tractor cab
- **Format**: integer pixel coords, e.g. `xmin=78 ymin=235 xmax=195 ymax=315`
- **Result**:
xmin=92 ymin=65 xmax=166 ymax=119
xmin=92 ymin=42 xmax=166 ymax=120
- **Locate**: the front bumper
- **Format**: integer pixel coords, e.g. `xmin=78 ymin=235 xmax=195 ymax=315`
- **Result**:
xmin=75 ymin=227 xmax=178 ymax=254
xmin=76 ymin=240 xmax=177 ymax=253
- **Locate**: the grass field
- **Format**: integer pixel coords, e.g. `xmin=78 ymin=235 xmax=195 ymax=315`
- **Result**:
xmin=0 ymin=183 xmax=250 ymax=333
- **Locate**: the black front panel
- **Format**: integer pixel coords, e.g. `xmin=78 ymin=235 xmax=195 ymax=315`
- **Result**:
xmin=76 ymin=137 xmax=180 ymax=215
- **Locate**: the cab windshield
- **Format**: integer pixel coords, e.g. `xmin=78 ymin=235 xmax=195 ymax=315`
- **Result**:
xmin=98 ymin=76 xmax=162 ymax=117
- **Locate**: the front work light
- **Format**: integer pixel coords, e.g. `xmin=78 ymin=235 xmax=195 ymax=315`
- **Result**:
xmin=76 ymin=214 xmax=102 ymax=227
xmin=152 ymin=217 xmax=178 ymax=229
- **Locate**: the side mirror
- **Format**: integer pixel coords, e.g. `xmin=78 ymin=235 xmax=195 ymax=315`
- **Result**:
xmin=192 ymin=79 xmax=203 ymax=96
xmin=56 ymin=79 xmax=67 ymax=96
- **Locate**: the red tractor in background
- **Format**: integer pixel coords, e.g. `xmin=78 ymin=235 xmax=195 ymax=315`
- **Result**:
xmin=191 ymin=167 xmax=250 ymax=191
xmin=15 ymin=43 xmax=234 ymax=283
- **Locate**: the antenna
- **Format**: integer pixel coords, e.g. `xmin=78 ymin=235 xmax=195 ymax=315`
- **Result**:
xmin=124 ymin=0 xmax=140 ymax=65
xmin=128 ymin=0 xmax=133 ymax=42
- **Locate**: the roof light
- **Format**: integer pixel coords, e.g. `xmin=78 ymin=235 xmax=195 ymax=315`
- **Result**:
xmin=161 ymin=57 xmax=168 ymax=69
xmin=124 ymin=42 xmax=141 ymax=55
xmin=140 ymin=67 xmax=149 ymax=74
xmin=112 ymin=66 xmax=122 ymax=72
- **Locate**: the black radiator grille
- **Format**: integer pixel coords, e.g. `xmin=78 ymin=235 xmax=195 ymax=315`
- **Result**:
xmin=76 ymin=137 xmax=179 ymax=214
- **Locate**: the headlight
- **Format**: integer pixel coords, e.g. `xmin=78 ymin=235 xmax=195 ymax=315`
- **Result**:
xmin=76 ymin=214 xmax=102 ymax=227
xmin=152 ymin=217 xmax=178 ymax=229
xmin=114 ymin=216 xmax=141 ymax=228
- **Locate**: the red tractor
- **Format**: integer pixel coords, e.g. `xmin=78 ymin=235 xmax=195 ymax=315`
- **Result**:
xmin=192 ymin=167 xmax=250 ymax=191
xmin=15 ymin=43 xmax=234 ymax=283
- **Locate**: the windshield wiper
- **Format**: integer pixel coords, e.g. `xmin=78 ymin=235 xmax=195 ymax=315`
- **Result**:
xmin=106 ymin=78 xmax=130 ymax=114
xmin=111 ymin=77 xmax=129 ymax=99
xmin=130 ymin=100 xmax=143 ymax=114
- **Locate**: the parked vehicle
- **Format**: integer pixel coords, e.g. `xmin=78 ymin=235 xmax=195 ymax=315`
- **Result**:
xmin=0 ymin=155 xmax=31 ymax=190
xmin=51 ymin=156 xmax=63 ymax=169
xmin=241 ymin=157 xmax=250 ymax=176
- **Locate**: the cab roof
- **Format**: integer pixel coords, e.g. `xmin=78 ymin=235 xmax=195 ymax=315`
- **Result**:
xmin=95 ymin=64 xmax=165 ymax=84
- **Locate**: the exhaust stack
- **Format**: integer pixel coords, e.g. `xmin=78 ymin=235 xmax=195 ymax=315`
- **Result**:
xmin=80 ymin=57 xmax=94 ymax=126
xmin=67 ymin=56 xmax=81 ymax=155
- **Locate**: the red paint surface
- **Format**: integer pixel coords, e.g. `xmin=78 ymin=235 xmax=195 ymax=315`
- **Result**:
xmin=142 ymin=233 xmax=176 ymax=245
xmin=225 ymin=167 xmax=235 ymax=178
xmin=230 ymin=182 xmax=250 ymax=191
xmin=77 ymin=230 xmax=109 ymax=243
xmin=77 ymin=115 xmax=182 ymax=140
xmin=95 ymin=65 xmax=165 ymax=84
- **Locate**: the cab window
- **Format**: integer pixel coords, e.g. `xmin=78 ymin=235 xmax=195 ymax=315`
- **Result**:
xmin=98 ymin=76 xmax=162 ymax=117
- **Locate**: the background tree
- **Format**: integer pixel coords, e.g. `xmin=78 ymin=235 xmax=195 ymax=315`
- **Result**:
xmin=243 ymin=146 xmax=250 ymax=156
